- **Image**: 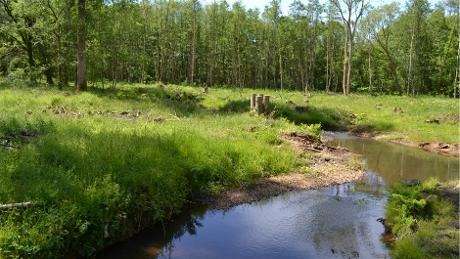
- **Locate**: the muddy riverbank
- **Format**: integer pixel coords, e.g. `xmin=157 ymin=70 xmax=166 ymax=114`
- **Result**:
xmin=352 ymin=131 xmax=460 ymax=157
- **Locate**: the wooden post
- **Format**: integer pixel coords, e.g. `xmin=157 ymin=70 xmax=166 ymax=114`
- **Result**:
xmin=263 ymin=95 xmax=270 ymax=111
xmin=250 ymin=94 xmax=257 ymax=110
xmin=256 ymin=96 xmax=264 ymax=114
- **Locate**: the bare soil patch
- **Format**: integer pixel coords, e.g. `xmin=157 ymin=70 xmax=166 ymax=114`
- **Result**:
xmin=418 ymin=142 xmax=460 ymax=157
xmin=206 ymin=132 xmax=365 ymax=210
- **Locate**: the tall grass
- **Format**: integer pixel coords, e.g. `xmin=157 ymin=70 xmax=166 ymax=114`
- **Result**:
xmin=0 ymin=85 xmax=302 ymax=257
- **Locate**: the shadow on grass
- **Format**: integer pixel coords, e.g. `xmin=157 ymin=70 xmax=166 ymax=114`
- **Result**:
xmin=273 ymin=103 xmax=395 ymax=133
xmin=349 ymin=122 xmax=394 ymax=134
xmin=218 ymin=99 xmax=250 ymax=113
xmin=273 ymin=104 xmax=352 ymax=130
xmin=90 ymin=86 xmax=205 ymax=116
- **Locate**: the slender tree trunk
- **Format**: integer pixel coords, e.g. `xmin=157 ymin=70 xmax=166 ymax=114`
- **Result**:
xmin=76 ymin=0 xmax=87 ymax=91
xmin=342 ymin=32 xmax=348 ymax=95
xmin=407 ymin=23 xmax=415 ymax=96
xmin=57 ymin=31 xmax=63 ymax=89
xmin=190 ymin=7 xmax=197 ymax=85
xmin=454 ymin=25 xmax=460 ymax=98
xmin=368 ymin=46 xmax=372 ymax=92
xmin=279 ymin=52 xmax=283 ymax=92
xmin=346 ymin=39 xmax=353 ymax=95
xmin=326 ymin=31 xmax=330 ymax=92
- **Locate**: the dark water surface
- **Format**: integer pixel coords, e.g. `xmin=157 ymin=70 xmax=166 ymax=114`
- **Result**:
xmin=99 ymin=133 xmax=459 ymax=259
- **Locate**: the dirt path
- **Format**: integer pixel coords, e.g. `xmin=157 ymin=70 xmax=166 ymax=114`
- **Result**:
xmin=206 ymin=132 xmax=365 ymax=210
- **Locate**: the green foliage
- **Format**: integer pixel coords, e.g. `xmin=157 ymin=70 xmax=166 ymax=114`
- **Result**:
xmin=0 ymin=0 xmax=458 ymax=95
xmin=386 ymin=184 xmax=430 ymax=237
xmin=386 ymin=179 xmax=459 ymax=259
xmin=299 ymin=124 xmax=322 ymax=140
xmin=392 ymin=237 xmax=428 ymax=259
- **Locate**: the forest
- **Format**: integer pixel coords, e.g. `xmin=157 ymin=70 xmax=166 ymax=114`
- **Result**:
xmin=0 ymin=0 xmax=459 ymax=95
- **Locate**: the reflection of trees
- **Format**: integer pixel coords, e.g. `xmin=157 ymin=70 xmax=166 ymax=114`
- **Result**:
xmin=302 ymin=188 xmax=385 ymax=258
xmin=159 ymin=205 xmax=208 ymax=258
xmin=330 ymin=138 xmax=458 ymax=183
xmin=98 ymin=204 xmax=208 ymax=259
xmin=354 ymin=174 xmax=386 ymax=198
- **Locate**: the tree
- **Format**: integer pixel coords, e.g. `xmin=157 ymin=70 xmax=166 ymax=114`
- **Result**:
xmin=0 ymin=0 xmax=37 ymax=81
xmin=359 ymin=3 xmax=400 ymax=93
xmin=405 ymin=0 xmax=430 ymax=96
xmin=332 ymin=0 xmax=367 ymax=95
xmin=0 ymin=0 xmax=457 ymax=96
xmin=76 ymin=0 xmax=86 ymax=91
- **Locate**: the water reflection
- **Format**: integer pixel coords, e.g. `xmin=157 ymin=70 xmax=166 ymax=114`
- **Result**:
xmin=98 ymin=205 xmax=208 ymax=259
xmin=326 ymin=132 xmax=459 ymax=183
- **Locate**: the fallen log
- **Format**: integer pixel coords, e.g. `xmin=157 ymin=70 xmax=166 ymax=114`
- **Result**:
xmin=0 ymin=201 xmax=33 ymax=210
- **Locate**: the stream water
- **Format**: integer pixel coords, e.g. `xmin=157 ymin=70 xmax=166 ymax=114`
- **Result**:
xmin=99 ymin=133 xmax=459 ymax=259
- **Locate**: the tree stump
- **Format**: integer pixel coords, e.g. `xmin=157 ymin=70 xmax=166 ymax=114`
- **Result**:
xmin=256 ymin=96 xmax=264 ymax=114
xmin=250 ymin=94 xmax=257 ymax=110
xmin=263 ymin=95 xmax=270 ymax=110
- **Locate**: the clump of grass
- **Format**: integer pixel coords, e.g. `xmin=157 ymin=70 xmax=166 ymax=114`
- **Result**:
xmin=386 ymin=179 xmax=459 ymax=259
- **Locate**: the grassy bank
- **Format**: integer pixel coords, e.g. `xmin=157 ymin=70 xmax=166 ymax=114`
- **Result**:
xmin=0 ymin=84 xmax=307 ymax=257
xmin=385 ymin=179 xmax=459 ymax=258
xmin=0 ymin=83 xmax=456 ymax=257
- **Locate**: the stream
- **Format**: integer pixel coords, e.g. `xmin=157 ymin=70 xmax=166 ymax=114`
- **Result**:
xmin=99 ymin=133 xmax=459 ymax=259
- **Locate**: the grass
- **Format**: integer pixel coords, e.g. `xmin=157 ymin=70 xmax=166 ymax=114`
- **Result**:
xmin=0 ymin=83 xmax=306 ymax=257
xmin=199 ymin=86 xmax=459 ymax=143
xmin=385 ymin=179 xmax=459 ymax=258
xmin=0 ymin=82 xmax=457 ymax=257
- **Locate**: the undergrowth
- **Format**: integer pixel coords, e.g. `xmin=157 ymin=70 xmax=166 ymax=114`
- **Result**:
xmin=386 ymin=179 xmax=459 ymax=259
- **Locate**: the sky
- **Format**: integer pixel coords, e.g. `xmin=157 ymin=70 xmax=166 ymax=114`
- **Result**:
xmin=204 ymin=0 xmax=443 ymax=14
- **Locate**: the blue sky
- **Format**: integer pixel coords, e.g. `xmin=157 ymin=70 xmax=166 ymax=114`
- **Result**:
xmin=204 ymin=0 xmax=442 ymax=14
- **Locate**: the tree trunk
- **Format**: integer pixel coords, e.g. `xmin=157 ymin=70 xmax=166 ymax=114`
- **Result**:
xmin=342 ymin=33 xmax=348 ymax=95
xmin=326 ymin=31 xmax=330 ymax=92
xmin=279 ymin=52 xmax=283 ymax=92
xmin=346 ymin=39 xmax=353 ymax=95
xmin=454 ymin=26 xmax=460 ymax=98
xmin=367 ymin=49 xmax=372 ymax=93
xmin=190 ymin=7 xmax=197 ymax=85
xmin=76 ymin=0 xmax=87 ymax=91
xmin=407 ymin=23 xmax=415 ymax=96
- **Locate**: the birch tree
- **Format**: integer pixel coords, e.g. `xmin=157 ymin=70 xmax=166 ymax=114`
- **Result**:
xmin=332 ymin=0 xmax=367 ymax=95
